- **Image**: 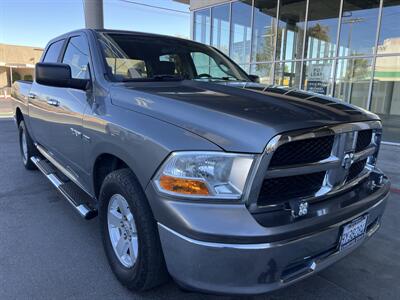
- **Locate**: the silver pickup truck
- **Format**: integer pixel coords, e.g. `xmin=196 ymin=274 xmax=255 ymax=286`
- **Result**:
xmin=12 ymin=29 xmax=390 ymax=295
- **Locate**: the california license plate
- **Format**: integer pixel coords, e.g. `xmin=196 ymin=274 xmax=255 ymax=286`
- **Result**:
xmin=339 ymin=215 xmax=368 ymax=251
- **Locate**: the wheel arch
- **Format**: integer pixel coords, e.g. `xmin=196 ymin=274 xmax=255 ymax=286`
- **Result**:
xmin=15 ymin=107 xmax=23 ymax=125
xmin=92 ymin=153 xmax=131 ymax=199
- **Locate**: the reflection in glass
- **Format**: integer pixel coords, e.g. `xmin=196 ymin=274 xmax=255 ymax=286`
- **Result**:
xmin=303 ymin=60 xmax=334 ymax=95
xmin=276 ymin=0 xmax=307 ymax=60
xmin=252 ymin=0 xmax=278 ymax=62
xmin=334 ymin=58 xmax=373 ymax=108
xmin=371 ymin=56 xmax=400 ymax=143
xmin=274 ymin=61 xmax=301 ymax=87
xmin=239 ymin=64 xmax=251 ymax=74
xmin=194 ymin=9 xmax=210 ymax=44
xmin=250 ymin=63 xmax=273 ymax=84
xmin=305 ymin=0 xmax=341 ymax=59
xmin=230 ymin=1 xmax=253 ymax=64
xmin=339 ymin=1 xmax=379 ymax=56
xmin=377 ymin=1 xmax=400 ymax=55
xmin=211 ymin=4 xmax=230 ymax=54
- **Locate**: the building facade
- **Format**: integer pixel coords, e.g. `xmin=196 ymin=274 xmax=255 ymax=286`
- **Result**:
xmin=189 ymin=0 xmax=400 ymax=144
xmin=0 ymin=44 xmax=43 ymax=96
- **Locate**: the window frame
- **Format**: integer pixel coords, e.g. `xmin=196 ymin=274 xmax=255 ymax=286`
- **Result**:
xmin=42 ymin=39 xmax=66 ymax=63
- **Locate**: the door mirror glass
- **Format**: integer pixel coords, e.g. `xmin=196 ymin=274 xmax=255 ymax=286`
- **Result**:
xmin=35 ymin=63 xmax=89 ymax=90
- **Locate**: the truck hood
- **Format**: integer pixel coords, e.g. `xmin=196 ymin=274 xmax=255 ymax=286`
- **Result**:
xmin=110 ymin=80 xmax=379 ymax=153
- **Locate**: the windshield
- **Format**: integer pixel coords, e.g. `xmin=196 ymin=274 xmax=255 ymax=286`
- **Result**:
xmin=97 ymin=32 xmax=250 ymax=82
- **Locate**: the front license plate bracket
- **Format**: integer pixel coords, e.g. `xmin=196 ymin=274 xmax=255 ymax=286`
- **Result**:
xmin=338 ymin=214 xmax=368 ymax=251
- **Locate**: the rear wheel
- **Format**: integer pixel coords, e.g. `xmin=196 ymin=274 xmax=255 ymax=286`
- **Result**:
xmin=99 ymin=168 xmax=168 ymax=291
xmin=18 ymin=121 xmax=38 ymax=170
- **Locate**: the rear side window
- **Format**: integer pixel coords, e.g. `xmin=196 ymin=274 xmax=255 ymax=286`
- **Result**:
xmin=43 ymin=39 xmax=65 ymax=63
xmin=62 ymin=36 xmax=90 ymax=79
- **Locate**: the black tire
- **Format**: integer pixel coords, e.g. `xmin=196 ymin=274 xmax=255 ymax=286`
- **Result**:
xmin=18 ymin=121 xmax=39 ymax=170
xmin=99 ymin=168 xmax=169 ymax=291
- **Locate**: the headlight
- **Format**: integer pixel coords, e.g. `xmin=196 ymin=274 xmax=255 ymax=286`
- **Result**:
xmin=153 ymin=152 xmax=255 ymax=199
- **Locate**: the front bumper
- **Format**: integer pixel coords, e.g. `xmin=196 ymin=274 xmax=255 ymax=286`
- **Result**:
xmin=159 ymin=192 xmax=388 ymax=295
xmin=151 ymin=177 xmax=390 ymax=295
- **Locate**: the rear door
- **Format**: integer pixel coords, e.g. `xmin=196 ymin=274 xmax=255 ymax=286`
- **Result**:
xmin=29 ymin=38 xmax=66 ymax=147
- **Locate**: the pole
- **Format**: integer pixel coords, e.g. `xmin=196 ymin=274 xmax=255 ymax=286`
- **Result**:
xmin=83 ymin=0 xmax=104 ymax=29
xmin=9 ymin=66 xmax=13 ymax=86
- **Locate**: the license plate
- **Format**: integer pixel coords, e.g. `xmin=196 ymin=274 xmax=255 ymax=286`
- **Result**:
xmin=339 ymin=215 xmax=368 ymax=251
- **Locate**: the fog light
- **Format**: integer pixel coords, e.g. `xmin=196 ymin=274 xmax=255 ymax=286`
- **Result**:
xmin=290 ymin=200 xmax=309 ymax=218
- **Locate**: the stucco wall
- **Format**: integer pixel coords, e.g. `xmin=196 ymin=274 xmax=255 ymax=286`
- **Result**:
xmin=0 ymin=44 xmax=43 ymax=65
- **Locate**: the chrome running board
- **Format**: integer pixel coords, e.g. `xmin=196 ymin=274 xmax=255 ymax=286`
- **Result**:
xmin=31 ymin=156 xmax=97 ymax=220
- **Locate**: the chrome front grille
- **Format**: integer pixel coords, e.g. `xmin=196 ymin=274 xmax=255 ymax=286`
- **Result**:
xmin=356 ymin=129 xmax=373 ymax=152
xmin=256 ymin=121 xmax=382 ymax=208
xmin=269 ymin=135 xmax=334 ymax=167
xmin=258 ymin=172 xmax=326 ymax=206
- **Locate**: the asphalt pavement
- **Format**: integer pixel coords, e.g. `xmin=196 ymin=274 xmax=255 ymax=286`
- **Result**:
xmin=0 ymin=119 xmax=399 ymax=300
xmin=0 ymin=97 xmax=12 ymax=117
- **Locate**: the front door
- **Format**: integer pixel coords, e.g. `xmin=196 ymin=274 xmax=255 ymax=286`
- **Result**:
xmin=46 ymin=34 xmax=92 ymax=180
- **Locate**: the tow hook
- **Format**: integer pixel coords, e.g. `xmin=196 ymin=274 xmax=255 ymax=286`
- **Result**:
xmin=369 ymin=172 xmax=385 ymax=191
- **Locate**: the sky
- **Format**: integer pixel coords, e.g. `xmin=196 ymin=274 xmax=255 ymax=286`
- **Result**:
xmin=0 ymin=0 xmax=190 ymax=48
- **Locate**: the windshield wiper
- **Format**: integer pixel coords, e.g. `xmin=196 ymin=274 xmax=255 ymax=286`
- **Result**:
xmin=122 ymin=74 xmax=184 ymax=82
xmin=151 ymin=74 xmax=184 ymax=81
xmin=194 ymin=76 xmax=241 ymax=81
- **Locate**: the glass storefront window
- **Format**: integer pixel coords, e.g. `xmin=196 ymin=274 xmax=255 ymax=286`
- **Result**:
xmin=274 ymin=61 xmax=302 ymax=87
xmin=191 ymin=0 xmax=400 ymax=144
xmin=252 ymin=0 xmax=278 ymax=62
xmin=305 ymin=0 xmax=341 ymax=59
xmin=339 ymin=0 xmax=380 ymax=57
xmin=303 ymin=60 xmax=334 ymax=95
xmin=377 ymin=1 xmax=400 ymax=55
xmin=194 ymin=9 xmax=210 ymax=44
xmin=334 ymin=58 xmax=373 ymax=108
xmin=276 ymin=0 xmax=307 ymax=61
xmin=211 ymin=4 xmax=230 ymax=54
xmin=250 ymin=63 xmax=273 ymax=85
xmin=371 ymin=56 xmax=400 ymax=143
xmin=230 ymin=1 xmax=253 ymax=64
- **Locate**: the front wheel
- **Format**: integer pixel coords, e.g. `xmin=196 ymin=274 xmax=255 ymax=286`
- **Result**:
xmin=99 ymin=168 xmax=168 ymax=291
xmin=18 ymin=121 xmax=38 ymax=170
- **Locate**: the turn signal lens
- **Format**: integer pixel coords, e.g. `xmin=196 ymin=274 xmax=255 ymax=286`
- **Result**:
xmin=159 ymin=175 xmax=210 ymax=195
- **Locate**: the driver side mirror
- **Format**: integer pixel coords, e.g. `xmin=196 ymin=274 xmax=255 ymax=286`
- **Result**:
xmin=248 ymin=74 xmax=260 ymax=83
xmin=35 ymin=63 xmax=89 ymax=90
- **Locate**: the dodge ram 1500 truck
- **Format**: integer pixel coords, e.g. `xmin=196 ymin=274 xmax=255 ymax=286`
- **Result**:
xmin=12 ymin=29 xmax=390 ymax=295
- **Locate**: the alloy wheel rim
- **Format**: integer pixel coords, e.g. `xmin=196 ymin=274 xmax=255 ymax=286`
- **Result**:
xmin=107 ymin=194 xmax=138 ymax=268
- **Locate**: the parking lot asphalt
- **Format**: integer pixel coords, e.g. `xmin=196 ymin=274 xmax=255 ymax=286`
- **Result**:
xmin=0 ymin=118 xmax=399 ymax=300
xmin=0 ymin=98 xmax=13 ymax=117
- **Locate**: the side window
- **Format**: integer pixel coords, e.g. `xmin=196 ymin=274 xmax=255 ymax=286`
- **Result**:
xmin=43 ymin=39 xmax=65 ymax=63
xmin=62 ymin=36 xmax=90 ymax=79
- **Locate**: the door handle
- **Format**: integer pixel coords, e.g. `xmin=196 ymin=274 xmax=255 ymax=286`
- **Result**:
xmin=47 ymin=99 xmax=60 ymax=107
xmin=28 ymin=93 xmax=36 ymax=99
